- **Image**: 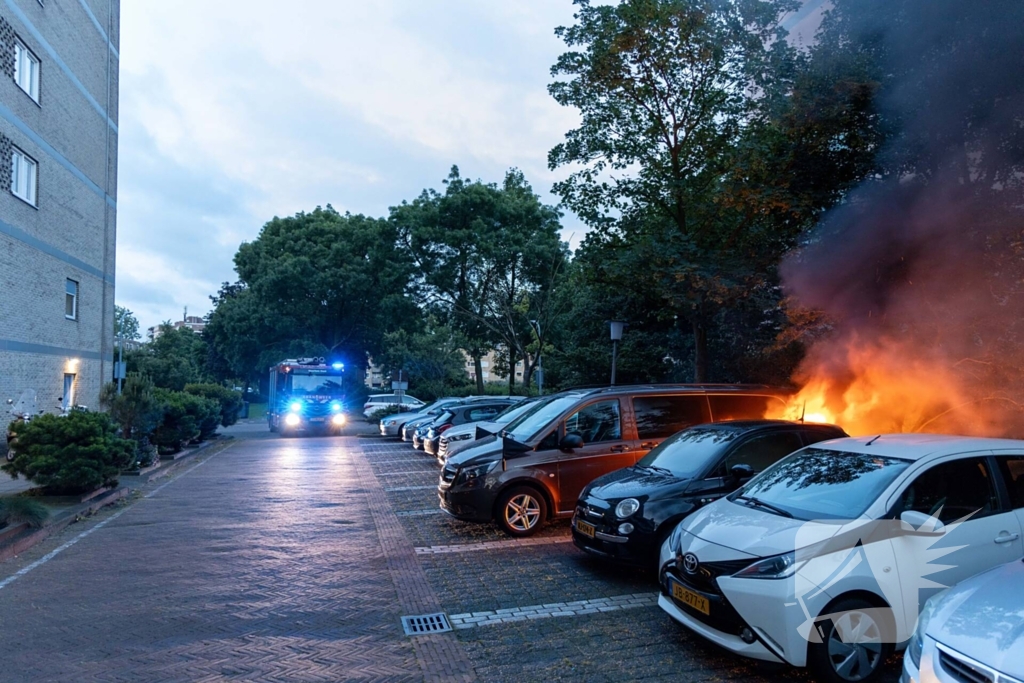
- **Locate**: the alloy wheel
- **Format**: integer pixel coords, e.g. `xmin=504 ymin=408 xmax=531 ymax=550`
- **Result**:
xmin=827 ymin=610 xmax=883 ymax=681
xmin=505 ymin=493 xmax=541 ymax=532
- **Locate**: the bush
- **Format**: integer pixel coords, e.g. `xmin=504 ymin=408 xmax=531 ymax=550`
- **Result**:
xmin=0 ymin=411 xmax=134 ymax=494
xmin=100 ymin=373 xmax=162 ymax=442
xmin=184 ymin=383 xmax=244 ymax=428
xmin=367 ymin=405 xmax=408 ymax=424
xmin=151 ymin=390 xmax=220 ymax=453
xmin=0 ymin=496 xmax=49 ymax=529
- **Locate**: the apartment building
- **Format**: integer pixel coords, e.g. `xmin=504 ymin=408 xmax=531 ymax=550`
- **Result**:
xmin=0 ymin=0 xmax=119 ymax=413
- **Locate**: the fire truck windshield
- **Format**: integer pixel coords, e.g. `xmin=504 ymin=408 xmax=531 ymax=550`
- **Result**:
xmin=288 ymin=375 xmax=343 ymax=395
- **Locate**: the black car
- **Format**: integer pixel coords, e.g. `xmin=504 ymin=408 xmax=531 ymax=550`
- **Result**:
xmin=571 ymin=420 xmax=847 ymax=567
xmin=423 ymin=400 xmax=519 ymax=456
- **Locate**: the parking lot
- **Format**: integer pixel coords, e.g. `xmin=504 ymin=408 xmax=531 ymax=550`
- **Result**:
xmin=0 ymin=428 xmax=904 ymax=681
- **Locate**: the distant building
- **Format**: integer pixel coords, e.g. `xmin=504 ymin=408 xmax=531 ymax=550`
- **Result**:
xmin=147 ymin=315 xmax=206 ymax=342
xmin=0 ymin=1 xmax=120 ymax=413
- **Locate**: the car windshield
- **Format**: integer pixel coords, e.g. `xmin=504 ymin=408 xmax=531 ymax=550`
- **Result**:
xmin=635 ymin=426 xmax=743 ymax=478
xmin=503 ymin=396 xmax=579 ymax=443
xmin=493 ymin=400 xmax=535 ymax=423
xmin=289 ymin=374 xmax=344 ymax=394
xmin=734 ymin=448 xmax=911 ymax=521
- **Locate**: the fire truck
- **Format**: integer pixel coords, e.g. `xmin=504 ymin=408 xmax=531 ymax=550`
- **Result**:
xmin=267 ymin=358 xmax=347 ymax=435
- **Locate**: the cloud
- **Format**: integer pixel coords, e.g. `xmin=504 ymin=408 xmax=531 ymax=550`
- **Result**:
xmin=116 ymin=1 xmax=585 ymax=330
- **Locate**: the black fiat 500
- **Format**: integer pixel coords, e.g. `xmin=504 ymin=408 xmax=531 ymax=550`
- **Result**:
xmin=571 ymin=420 xmax=847 ymax=567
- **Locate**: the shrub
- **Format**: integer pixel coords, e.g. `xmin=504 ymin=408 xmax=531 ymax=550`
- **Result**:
xmin=0 ymin=496 xmax=49 ymax=529
xmin=151 ymin=390 xmax=219 ymax=453
xmin=184 ymin=383 xmax=244 ymax=428
xmin=100 ymin=374 xmax=162 ymax=442
xmin=0 ymin=411 xmax=134 ymax=494
xmin=367 ymin=405 xmax=407 ymax=424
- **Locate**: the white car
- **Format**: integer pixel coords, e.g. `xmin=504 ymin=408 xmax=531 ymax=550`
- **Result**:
xmin=362 ymin=393 xmax=425 ymax=419
xmin=658 ymin=434 xmax=1024 ymax=683
xmin=435 ymin=398 xmax=539 ymax=464
xmin=904 ymin=556 xmax=1024 ymax=683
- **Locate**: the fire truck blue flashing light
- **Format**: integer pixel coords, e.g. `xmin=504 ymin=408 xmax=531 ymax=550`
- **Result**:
xmin=289 ymin=401 xmax=302 ymax=413
xmin=332 ymin=362 xmax=344 ymax=370
xmin=330 ymin=401 xmax=342 ymax=412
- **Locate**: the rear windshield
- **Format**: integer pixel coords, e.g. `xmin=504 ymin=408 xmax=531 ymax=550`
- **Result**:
xmin=734 ymin=448 xmax=911 ymax=521
xmin=636 ymin=426 xmax=740 ymax=478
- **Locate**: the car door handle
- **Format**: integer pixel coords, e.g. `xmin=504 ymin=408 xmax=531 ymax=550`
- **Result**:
xmin=994 ymin=532 xmax=1020 ymax=544
xmin=609 ymin=445 xmax=628 ymax=453
xmin=640 ymin=442 xmax=657 ymax=449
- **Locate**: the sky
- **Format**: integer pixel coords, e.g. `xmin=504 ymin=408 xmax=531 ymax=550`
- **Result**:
xmin=116 ymin=0 xmax=585 ymax=332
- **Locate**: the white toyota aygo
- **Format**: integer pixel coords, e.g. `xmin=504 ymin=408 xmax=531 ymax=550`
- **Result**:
xmin=658 ymin=434 xmax=1024 ymax=683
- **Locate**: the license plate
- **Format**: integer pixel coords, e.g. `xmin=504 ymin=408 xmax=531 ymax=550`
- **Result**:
xmin=575 ymin=519 xmax=596 ymax=538
xmin=310 ymin=417 xmax=326 ymax=422
xmin=670 ymin=579 xmax=710 ymax=616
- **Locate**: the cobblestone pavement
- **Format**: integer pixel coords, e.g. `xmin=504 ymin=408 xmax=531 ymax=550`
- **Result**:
xmin=0 ymin=427 xmax=903 ymax=682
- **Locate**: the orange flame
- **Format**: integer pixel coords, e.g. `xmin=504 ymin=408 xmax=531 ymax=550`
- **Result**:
xmin=766 ymin=339 xmax=1022 ymax=437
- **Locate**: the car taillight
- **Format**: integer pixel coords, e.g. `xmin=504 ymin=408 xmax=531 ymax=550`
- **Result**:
xmin=437 ymin=424 xmax=453 ymax=434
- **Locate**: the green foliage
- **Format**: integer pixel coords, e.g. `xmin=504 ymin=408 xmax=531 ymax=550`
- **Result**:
xmin=114 ymin=305 xmax=141 ymax=341
xmin=100 ymin=373 xmax=161 ymax=442
xmin=151 ymin=389 xmax=220 ymax=453
xmin=127 ymin=325 xmax=208 ymax=390
xmin=184 ymin=383 xmax=244 ymax=428
xmin=1 ymin=412 xmax=134 ymax=494
xmin=0 ymin=496 xmax=49 ymax=529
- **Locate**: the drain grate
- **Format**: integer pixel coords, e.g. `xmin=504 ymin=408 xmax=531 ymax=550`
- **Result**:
xmin=401 ymin=613 xmax=452 ymax=635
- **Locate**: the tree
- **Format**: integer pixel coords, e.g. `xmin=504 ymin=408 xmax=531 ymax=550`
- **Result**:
xmin=126 ymin=324 xmax=207 ymax=390
xmin=114 ymin=305 xmax=141 ymax=341
xmin=548 ymin=0 xmax=799 ymax=381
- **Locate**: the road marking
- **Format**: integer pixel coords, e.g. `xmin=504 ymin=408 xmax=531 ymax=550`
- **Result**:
xmin=0 ymin=443 xmax=229 ymax=592
xmin=395 ymin=509 xmax=443 ymax=517
xmin=415 ymin=536 xmax=571 ymax=554
xmin=375 ymin=470 xmax=438 ymax=476
xmin=384 ymin=485 xmax=437 ymax=492
xmin=447 ymin=593 xmax=659 ymax=629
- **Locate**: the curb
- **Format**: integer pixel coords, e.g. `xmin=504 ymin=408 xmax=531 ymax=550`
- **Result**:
xmin=120 ymin=438 xmax=225 ymax=485
xmin=0 ymin=486 xmax=130 ymax=563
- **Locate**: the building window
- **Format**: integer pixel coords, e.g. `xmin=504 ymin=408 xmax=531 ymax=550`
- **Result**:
xmin=65 ymin=279 xmax=78 ymax=320
xmin=11 ymin=148 xmax=37 ymax=205
xmin=14 ymin=39 xmax=40 ymax=102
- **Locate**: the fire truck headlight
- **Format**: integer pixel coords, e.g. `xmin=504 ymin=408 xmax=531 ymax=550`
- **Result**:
xmin=285 ymin=413 xmax=301 ymax=427
xmin=332 ymin=413 xmax=346 ymax=426
xmin=289 ymin=402 xmax=302 ymax=413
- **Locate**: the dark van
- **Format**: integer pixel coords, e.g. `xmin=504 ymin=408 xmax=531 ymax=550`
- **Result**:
xmin=438 ymin=385 xmax=790 ymax=536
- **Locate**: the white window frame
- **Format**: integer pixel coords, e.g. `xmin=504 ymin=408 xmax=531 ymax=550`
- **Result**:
xmin=11 ymin=147 xmax=38 ymax=205
xmin=13 ymin=38 xmax=40 ymax=102
xmin=65 ymin=279 xmax=78 ymax=320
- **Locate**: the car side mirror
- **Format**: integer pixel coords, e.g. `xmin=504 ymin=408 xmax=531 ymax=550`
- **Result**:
xmin=560 ymin=433 xmax=584 ymax=451
xmin=900 ymin=510 xmax=945 ymax=535
xmin=729 ymin=463 xmax=755 ymax=484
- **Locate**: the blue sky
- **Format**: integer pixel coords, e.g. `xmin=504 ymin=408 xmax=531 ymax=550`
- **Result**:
xmin=116 ymin=1 xmax=585 ymax=331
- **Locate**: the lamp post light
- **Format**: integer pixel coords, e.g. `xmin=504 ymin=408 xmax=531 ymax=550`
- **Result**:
xmin=529 ymin=319 xmax=543 ymax=395
xmin=609 ymin=320 xmax=626 ymax=386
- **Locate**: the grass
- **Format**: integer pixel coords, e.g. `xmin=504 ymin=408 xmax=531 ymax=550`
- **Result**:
xmin=0 ymin=496 xmax=49 ymax=529
xmin=246 ymin=403 xmax=267 ymax=421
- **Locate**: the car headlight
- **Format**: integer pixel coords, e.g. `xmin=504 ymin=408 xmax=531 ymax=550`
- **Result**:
xmin=455 ymin=461 xmax=498 ymax=486
xmin=289 ymin=402 xmax=302 ymax=413
xmin=908 ymin=590 xmax=947 ymax=668
xmin=615 ymin=498 xmax=640 ymax=519
xmin=448 ymin=433 xmax=472 ymax=442
xmin=284 ymin=413 xmax=301 ymax=427
xmin=734 ymin=551 xmax=800 ymax=579
xmin=385 ymin=419 xmax=397 ymax=426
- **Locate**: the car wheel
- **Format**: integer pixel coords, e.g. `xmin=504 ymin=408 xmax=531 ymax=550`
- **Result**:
xmin=808 ymin=597 xmax=892 ymax=683
xmin=496 ymin=486 xmax=547 ymax=537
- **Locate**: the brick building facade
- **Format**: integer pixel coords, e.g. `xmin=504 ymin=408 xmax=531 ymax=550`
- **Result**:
xmin=0 ymin=0 xmax=119 ymax=414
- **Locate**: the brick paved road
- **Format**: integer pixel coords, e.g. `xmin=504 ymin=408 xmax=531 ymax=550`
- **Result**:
xmin=0 ymin=427 xmax=904 ymax=682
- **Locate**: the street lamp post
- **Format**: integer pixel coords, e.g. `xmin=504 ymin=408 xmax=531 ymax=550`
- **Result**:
xmin=609 ymin=321 xmax=626 ymax=386
xmin=530 ymin=319 xmax=543 ymax=395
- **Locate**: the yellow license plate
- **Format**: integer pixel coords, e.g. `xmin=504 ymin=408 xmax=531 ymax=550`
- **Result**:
xmin=575 ymin=519 xmax=595 ymax=538
xmin=671 ymin=580 xmax=710 ymax=616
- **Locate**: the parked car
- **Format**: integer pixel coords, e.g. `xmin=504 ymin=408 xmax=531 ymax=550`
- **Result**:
xmin=439 ymin=384 xmax=790 ymax=537
xmin=904 ymin=556 xmax=1024 ymax=683
xmin=399 ymin=396 xmax=502 ymax=441
xmin=379 ymin=397 xmax=464 ymax=436
xmin=572 ymin=420 xmax=846 ymax=567
xmin=423 ymin=400 xmax=521 ymax=456
xmin=436 ymin=398 xmax=543 ymax=465
xmin=658 ymin=435 xmax=1024 ymax=683
xmin=363 ymin=393 xmax=425 ymax=418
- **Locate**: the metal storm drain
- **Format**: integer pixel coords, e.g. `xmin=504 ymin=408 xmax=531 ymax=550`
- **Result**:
xmin=401 ymin=613 xmax=453 ymax=635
